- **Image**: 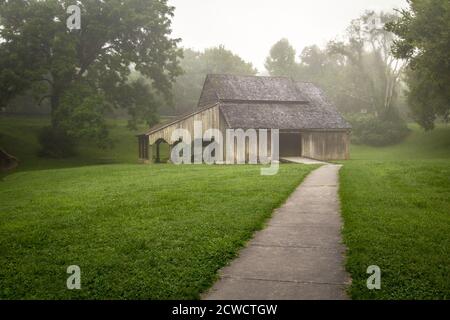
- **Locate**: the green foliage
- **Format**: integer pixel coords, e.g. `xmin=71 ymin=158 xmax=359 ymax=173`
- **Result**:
xmin=405 ymin=67 xmax=450 ymax=130
xmin=202 ymin=46 xmax=257 ymax=75
xmin=265 ymin=12 xmax=407 ymax=123
xmin=0 ymin=164 xmax=315 ymax=299
xmin=295 ymin=44 xmax=372 ymax=115
xmin=349 ymin=123 xmax=450 ymax=160
xmin=348 ymin=113 xmax=410 ymax=146
xmin=56 ymin=83 xmax=110 ymax=145
xmin=326 ymin=11 xmax=404 ymax=117
xmin=1 ymin=90 xmax=51 ymax=115
xmin=264 ymin=12 xmax=412 ymax=148
xmin=37 ymin=126 xmax=76 ymax=158
xmin=169 ymin=46 xmax=257 ymax=115
xmin=265 ymin=39 xmax=299 ymax=77
xmin=132 ymin=46 xmax=257 ymax=116
xmin=0 ymin=0 xmax=182 ymax=154
xmin=386 ymin=0 xmax=450 ymax=130
xmin=116 ymin=77 xmax=164 ymax=130
xmin=0 ymin=115 xmax=148 ymax=171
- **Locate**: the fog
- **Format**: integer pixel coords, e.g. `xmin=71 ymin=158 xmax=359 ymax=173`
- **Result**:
xmin=169 ymin=0 xmax=407 ymax=72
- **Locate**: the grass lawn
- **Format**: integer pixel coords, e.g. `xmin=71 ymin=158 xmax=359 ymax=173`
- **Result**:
xmin=2 ymin=115 xmax=449 ymax=300
xmin=340 ymin=124 xmax=450 ymax=299
xmin=0 ymin=163 xmax=317 ymax=299
xmin=0 ymin=115 xmax=147 ymax=172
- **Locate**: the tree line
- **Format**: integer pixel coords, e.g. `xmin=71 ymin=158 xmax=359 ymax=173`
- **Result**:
xmin=0 ymin=0 xmax=448 ymax=156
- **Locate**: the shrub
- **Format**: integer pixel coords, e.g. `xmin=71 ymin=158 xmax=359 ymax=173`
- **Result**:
xmin=37 ymin=126 xmax=77 ymax=158
xmin=348 ymin=114 xmax=410 ymax=146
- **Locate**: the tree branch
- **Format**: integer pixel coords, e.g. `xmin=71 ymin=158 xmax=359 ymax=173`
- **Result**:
xmin=37 ymin=95 xmax=51 ymax=106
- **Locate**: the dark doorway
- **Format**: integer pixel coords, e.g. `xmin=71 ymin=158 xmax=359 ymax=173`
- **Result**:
xmin=154 ymin=139 xmax=170 ymax=163
xmin=279 ymin=132 xmax=302 ymax=157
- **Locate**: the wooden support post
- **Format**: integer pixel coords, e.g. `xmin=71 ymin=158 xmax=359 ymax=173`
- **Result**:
xmin=156 ymin=141 xmax=161 ymax=163
xmin=148 ymin=144 xmax=153 ymax=164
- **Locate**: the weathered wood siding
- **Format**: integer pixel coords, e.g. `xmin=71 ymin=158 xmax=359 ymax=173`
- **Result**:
xmin=148 ymin=105 xmax=221 ymax=145
xmin=138 ymin=135 xmax=149 ymax=162
xmin=222 ymin=128 xmax=274 ymax=164
xmin=146 ymin=106 xmax=350 ymax=162
xmin=301 ymin=130 xmax=350 ymax=160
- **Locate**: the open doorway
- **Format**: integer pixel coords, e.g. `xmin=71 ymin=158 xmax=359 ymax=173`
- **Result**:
xmin=153 ymin=138 xmax=170 ymax=163
xmin=279 ymin=131 xmax=302 ymax=157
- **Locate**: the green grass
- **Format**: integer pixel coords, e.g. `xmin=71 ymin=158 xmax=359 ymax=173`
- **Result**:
xmin=2 ymin=115 xmax=450 ymax=300
xmin=340 ymin=124 xmax=450 ymax=299
xmin=0 ymin=115 xmax=147 ymax=171
xmin=0 ymin=163 xmax=316 ymax=299
xmin=350 ymin=123 xmax=450 ymax=161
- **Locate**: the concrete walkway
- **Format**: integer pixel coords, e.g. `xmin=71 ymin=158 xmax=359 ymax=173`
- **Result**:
xmin=280 ymin=157 xmax=328 ymax=165
xmin=204 ymin=164 xmax=350 ymax=300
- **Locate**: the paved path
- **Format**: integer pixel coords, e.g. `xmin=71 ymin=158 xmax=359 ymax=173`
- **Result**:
xmin=280 ymin=157 xmax=328 ymax=165
xmin=204 ymin=164 xmax=350 ymax=300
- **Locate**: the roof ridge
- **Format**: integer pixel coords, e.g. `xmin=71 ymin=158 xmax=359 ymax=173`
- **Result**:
xmin=219 ymin=99 xmax=308 ymax=104
xmin=206 ymin=73 xmax=293 ymax=80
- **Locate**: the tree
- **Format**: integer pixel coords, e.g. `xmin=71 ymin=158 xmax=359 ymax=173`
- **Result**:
xmin=202 ymin=45 xmax=257 ymax=75
xmin=265 ymin=38 xmax=299 ymax=77
xmin=168 ymin=46 xmax=257 ymax=115
xmin=386 ymin=0 xmax=450 ymax=130
xmin=263 ymin=12 xmax=410 ymax=146
xmin=322 ymin=11 xmax=410 ymax=146
xmin=327 ymin=11 xmax=405 ymax=118
xmin=0 ymin=0 xmax=182 ymax=155
xmin=297 ymin=45 xmax=327 ymax=80
xmin=297 ymin=45 xmax=369 ymax=115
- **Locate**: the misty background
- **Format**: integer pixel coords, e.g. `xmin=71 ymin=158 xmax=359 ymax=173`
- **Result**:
xmin=169 ymin=0 xmax=407 ymax=71
xmin=1 ymin=0 xmax=448 ymax=154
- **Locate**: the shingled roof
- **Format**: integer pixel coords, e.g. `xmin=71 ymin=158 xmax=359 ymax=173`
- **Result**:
xmin=201 ymin=74 xmax=351 ymax=130
xmin=145 ymin=74 xmax=350 ymax=135
xmin=220 ymin=102 xmax=350 ymax=130
xmin=198 ymin=74 xmax=308 ymax=107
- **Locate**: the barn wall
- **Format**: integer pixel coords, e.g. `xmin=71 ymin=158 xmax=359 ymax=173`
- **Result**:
xmin=146 ymin=109 xmax=350 ymax=163
xmin=301 ymin=130 xmax=350 ymax=160
xmin=221 ymin=128 xmax=274 ymax=164
xmin=138 ymin=135 xmax=149 ymax=163
xmin=148 ymin=105 xmax=221 ymax=145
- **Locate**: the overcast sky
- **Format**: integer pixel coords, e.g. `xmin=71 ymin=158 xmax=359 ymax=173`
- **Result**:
xmin=168 ymin=0 xmax=407 ymax=72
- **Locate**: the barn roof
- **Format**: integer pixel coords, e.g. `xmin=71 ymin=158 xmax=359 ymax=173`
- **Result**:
xmin=144 ymin=74 xmax=350 ymax=135
xmin=198 ymin=74 xmax=307 ymax=106
xmin=203 ymin=74 xmax=350 ymax=130
xmin=219 ymin=101 xmax=349 ymax=130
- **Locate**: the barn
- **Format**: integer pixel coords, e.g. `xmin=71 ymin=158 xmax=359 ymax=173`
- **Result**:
xmin=138 ymin=74 xmax=351 ymax=163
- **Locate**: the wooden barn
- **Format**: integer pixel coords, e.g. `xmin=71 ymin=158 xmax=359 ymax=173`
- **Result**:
xmin=138 ymin=74 xmax=351 ymax=163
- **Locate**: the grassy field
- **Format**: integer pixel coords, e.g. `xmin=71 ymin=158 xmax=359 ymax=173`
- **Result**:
xmin=0 ymin=119 xmax=317 ymax=298
xmin=0 ymin=115 xmax=147 ymax=171
xmin=1 ymin=115 xmax=449 ymax=299
xmin=350 ymin=123 xmax=450 ymax=161
xmin=340 ymin=124 xmax=450 ymax=299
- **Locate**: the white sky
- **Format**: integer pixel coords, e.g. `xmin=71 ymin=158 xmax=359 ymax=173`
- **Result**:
xmin=168 ymin=0 xmax=407 ymax=72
